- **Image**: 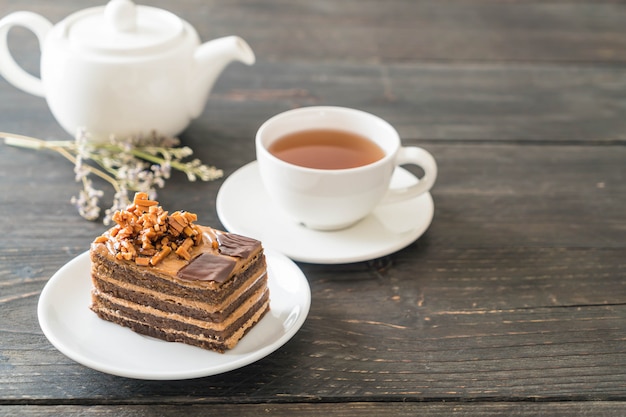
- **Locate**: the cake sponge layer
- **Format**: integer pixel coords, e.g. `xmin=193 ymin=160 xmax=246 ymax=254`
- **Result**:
xmin=92 ymin=295 xmax=270 ymax=352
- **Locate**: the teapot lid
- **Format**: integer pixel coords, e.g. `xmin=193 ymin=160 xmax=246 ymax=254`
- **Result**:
xmin=62 ymin=0 xmax=185 ymax=54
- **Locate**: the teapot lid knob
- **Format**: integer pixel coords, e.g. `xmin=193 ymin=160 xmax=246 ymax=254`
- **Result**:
xmin=59 ymin=0 xmax=185 ymax=54
xmin=105 ymin=0 xmax=137 ymax=32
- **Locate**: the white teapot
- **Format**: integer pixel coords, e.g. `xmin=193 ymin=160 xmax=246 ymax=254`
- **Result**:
xmin=0 ymin=0 xmax=255 ymax=139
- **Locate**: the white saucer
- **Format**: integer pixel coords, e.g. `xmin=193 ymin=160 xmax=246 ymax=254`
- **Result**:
xmin=37 ymin=250 xmax=311 ymax=380
xmin=216 ymin=161 xmax=434 ymax=264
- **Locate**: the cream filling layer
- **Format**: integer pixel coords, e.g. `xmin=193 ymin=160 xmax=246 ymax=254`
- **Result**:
xmin=92 ymin=285 xmax=268 ymax=332
xmin=95 ymin=298 xmax=270 ymax=349
xmin=93 ymin=268 xmax=266 ymax=314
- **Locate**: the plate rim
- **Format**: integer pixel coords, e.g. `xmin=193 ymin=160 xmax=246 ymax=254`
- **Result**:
xmin=37 ymin=249 xmax=311 ymax=380
xmin=217 ymin=161 xmax=434 ymax=264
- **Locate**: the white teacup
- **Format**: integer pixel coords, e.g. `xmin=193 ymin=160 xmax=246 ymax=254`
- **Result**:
xmin=255 ymin=106 xmax=437 ymax=231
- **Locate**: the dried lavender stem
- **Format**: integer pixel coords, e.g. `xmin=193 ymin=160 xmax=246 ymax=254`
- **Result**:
xmin=2 ymin=132 xmax=121 ymax=193
xmin=3 ymin=133 xmax=193 ymax=175
xmin=2 ymin=130 xmax=221 ymax=224
xmin=2 ymin=133 xmax=48 ymax=149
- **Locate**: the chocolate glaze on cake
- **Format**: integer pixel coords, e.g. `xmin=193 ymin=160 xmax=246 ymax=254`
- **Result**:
xmin=177 ymin=253 xmax=236 ymax=283
xmin=89 ymin=193 xmax=270 ymax=353
xmin=216 ymin=233 xmax=261 ymax=258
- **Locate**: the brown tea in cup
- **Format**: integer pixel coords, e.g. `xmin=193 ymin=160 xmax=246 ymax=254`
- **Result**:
xmin=256 ymin=106 xmax=437 ymax=230
xmin=268 ymin=128 xmax=385 ymax=170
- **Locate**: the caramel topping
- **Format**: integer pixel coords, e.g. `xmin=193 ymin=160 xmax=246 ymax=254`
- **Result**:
xmin=94 ymin=192 xmax=203 ymax=266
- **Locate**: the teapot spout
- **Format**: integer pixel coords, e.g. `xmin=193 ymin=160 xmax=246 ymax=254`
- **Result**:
xmin=189 ymin=36 xmax=255 ymax=118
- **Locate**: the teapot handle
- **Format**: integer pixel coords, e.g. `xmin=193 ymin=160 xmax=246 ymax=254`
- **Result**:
xmin=0 ymin=12 xmax=52 ymax=97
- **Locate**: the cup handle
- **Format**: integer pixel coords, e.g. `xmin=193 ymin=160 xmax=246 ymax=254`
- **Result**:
xmin=382 ymin=146 xmax=438 ymax=204
xmin=0 ymin=12 xmax=52 ymax=97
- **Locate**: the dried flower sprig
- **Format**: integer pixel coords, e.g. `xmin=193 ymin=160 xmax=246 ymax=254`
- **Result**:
xmin=2 ymin=130 xmax=223 ymax=224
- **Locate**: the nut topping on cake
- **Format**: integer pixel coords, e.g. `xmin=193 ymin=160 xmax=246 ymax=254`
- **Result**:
xmin=94 ymin=192 xmax=203 ymax=266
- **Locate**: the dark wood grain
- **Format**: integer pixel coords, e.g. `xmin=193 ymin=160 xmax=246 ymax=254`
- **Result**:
xmin=3 ymin=0 xmax=626 ymax=63
xmin=204 ymin=61 xmax=626 ymax=143
xmin=4 ymin=140 xmax=624 ymax=249
xmin=0 ymin=0 xmax=624 ymax=415
xmin=1 ymin=142 xmax=624 ymax=402
xmin=1 ymin=403 xmax=626 ymax=417
xmin=5 ymin=60 xmax=626 ymax=143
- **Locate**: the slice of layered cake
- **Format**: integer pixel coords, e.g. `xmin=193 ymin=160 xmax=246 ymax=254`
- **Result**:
xmin=89 ymin=192 xmax=269 ymax=352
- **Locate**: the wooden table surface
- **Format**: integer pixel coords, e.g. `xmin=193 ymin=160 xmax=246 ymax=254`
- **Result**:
xmin=1 ymin=0 xmax=624 ymax=415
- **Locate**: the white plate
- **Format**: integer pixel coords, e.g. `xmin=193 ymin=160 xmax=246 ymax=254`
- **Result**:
xmin=216 ymin=161 xmax=434 ymax=264
xmin=37 ymin=250 xmax=311 ymax=380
